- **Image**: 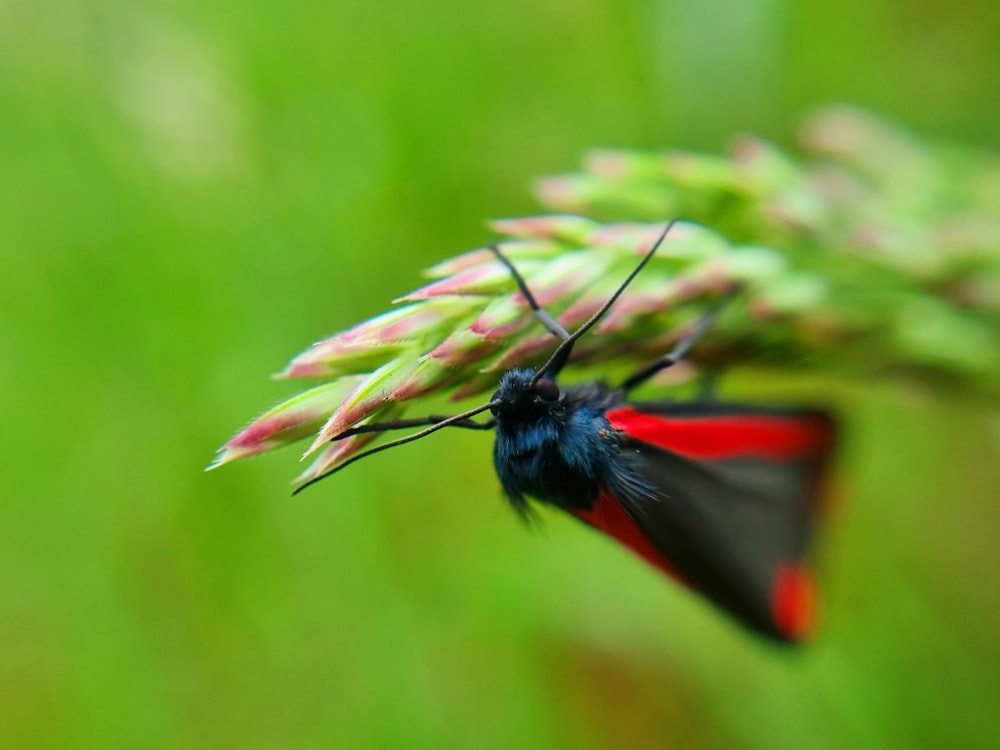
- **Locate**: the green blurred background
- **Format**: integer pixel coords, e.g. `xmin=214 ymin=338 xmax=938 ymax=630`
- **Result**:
xmin=2 ymin=0 xmax=999 ymax=748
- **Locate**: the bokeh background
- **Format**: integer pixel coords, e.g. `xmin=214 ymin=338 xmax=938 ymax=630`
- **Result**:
xmin=2 ymin=0 xmax=999 ymax=748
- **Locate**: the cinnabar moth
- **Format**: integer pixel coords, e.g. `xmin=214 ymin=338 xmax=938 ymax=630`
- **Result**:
xmin=297 ymin=222 xmax=836 ymax=643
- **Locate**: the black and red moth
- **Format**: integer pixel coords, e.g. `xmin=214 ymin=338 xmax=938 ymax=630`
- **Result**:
xmin=302 ymin=222 xmax=837 ymax=643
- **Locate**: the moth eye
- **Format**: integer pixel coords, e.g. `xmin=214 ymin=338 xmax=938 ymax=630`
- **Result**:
xmin=534 ymin=379 xmax=560 ymax=402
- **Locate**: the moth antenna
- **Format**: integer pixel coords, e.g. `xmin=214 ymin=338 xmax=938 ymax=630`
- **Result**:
xmin=488 ymin=246 xmax=571 ymax=343
xmin=333 ymin=415 xmax=495 ymax=440
xmin=531 ymin=220 xmax=677 ymax=385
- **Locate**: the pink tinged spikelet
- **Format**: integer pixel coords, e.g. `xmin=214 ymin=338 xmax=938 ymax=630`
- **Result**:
xmin=584 ymin=150 xmax=637 ymax=179
xmin=558 ymin=290 xmax=611 ymax=329
xmin=480 ymin=245 xmax=621 ymax=337
xmin=391 ymin=356 xmax=459 ymax=400
xmin=522 ymin=249 xmax=613 ymax=302
xmin=483 ymin=333 xmax=566 ymax=373
xmin=424 ymin=239 xmax=561 ymax=278
xmin=731 ymin=137 xmax=803 ymax=194
xmin=400 ymin=262 xmax=529 ymax=300
xmin=294 ymin=403 xmax=406 ymax=484
xmin=469 ymin=295 xmax=537 ymax=339
xmin=535 ymin=171 xmax=666 ymax=217
xmin=209 ymin=377 xmax=364 ymax=467
xmin=428 ymin=330 xmax=503 ymax=366
xmin=294 ymin=437 xmax=375 ymax=485
xmin=533 ymin=176 xmax=588 ymax=212
xmin=466 ymin=250 xmax=612 ymax=339
xmin=282 ymin=342 xmax=406 ymax=379
xmin=323 ymin=305 xmax=429 ymax=345
xmin=373 ymin=303 xmax=467 ymax=342
xmin=587 ymin=222 xmax=664 ymax=250
xmin=663 ymin=150 xmax=740 ymax=191
xmin=585 ymin=221 xmax=727 ymax=265
xmin=597 ymin=287 xmax=675 ymax=334
xmin=422 ymin=248 xmax=496 ymax=277
xmin=281 ymin=302 xmax=470 ymax=379
xmin=730 ymin=137 xmax=830 ymax=232
xmin=489 ymin=215 xmax=599 ymax=244
xmin=448 ymin=297 xmax=531 ymax=354
xmin=584 ymin=149 xmax=692 ymax=183
xmin=305 ymin=358 xmax=425 ymax=455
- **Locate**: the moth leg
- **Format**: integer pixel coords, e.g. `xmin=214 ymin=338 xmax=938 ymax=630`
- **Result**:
xmin=620 ymin=297 xmax=732 ymax=394
xmin=334 ymin=415 xmax=497 ymax=441
xmin=294 ymin=401 xmax=499 ymax=494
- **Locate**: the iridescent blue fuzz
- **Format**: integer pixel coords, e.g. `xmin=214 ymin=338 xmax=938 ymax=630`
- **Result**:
xmin=490 ymin=368 xmax=653 ymax=517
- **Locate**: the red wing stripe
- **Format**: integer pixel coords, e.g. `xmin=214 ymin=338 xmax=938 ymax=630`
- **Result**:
xmin=771 ymin=561 xmax=817 ymax=641
xmin=606 ymin=407 xmax=831 ymax=461
xmin=572 ymin=488 xmax=686 ymax=585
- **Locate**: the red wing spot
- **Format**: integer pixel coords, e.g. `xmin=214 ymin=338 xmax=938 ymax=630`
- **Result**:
xmin=771 ymin=561 xmax=817 ymax=642
xmin=606 ymin=407 xmax=833 ymax=462
xmin=572 ymin=489 xmax=687 ymax=586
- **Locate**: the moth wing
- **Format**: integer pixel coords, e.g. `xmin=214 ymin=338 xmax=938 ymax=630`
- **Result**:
xmin=573 ymin=404 xmax=835 ymax=643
